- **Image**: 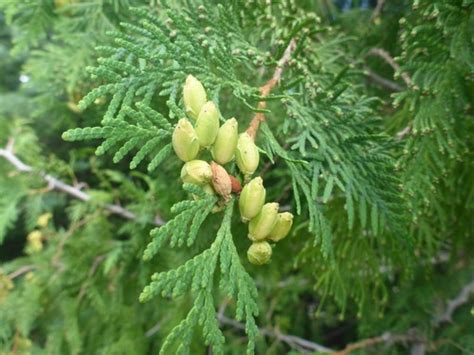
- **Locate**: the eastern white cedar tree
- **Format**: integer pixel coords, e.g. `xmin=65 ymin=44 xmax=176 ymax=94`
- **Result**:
xmin=0 ymin=1 xmax=473 ymax=354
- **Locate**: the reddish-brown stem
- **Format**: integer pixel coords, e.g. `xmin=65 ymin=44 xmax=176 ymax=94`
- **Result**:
xmin=246 ymin=39 xmax=297 ymax=140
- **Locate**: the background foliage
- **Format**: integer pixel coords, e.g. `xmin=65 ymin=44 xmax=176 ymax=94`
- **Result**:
xmin=0 ymin=0 xmax=473 ymax=354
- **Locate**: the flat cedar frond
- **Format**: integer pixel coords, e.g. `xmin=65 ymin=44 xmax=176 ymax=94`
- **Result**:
xmin=141 ymin=201 xmax=258 ymax=354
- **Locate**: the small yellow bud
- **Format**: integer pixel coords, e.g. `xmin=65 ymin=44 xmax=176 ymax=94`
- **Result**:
xmin=172 ymin=119 xmax=200 ymax=162
xmin=247 ymin=241 xmax=272 ymax=265
xmin=181 ymin=160 xmax=212 ymax=185
xmin=0 ymin=272 xmax=14 ymax=302
xmin=248 ymin=202 xmax=279 ymax=241
xmin=195 ymin=101 xmax=219 ymax=147
xmin=236 ymin=132 xmax=259 ymax=176
xmin=239 ymin=177 xmax=266 ymax=222
xmin=211 ymin=118 xmax=238 ymax=164
xmin=210 ymin=162 xmax=232 ymax=199
xmin=37 ymin=212 xmax=52 ymax=228
xmin=268 ymin=212 xmax=293 ymax=242
xmin=26 ymin=230 xmax=43 ymax=254
xmin=183 ymin=74 xmax=207 ymax=120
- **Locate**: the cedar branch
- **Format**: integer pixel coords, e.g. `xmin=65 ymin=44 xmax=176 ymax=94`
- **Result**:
xmin=371 ymin=0 xmax=387 ymax=21
xmin=0 ymin=142 xmax=165 ymax=227
xmin=218 ymin=314 xmax=333 ymax=353
xmin=366 ymin=48 xmax=412 ymax=86
xmin=433 ymin=278 xmax=474 ymax=327
xmin=333 ymin=330 xmax=424 ymax=355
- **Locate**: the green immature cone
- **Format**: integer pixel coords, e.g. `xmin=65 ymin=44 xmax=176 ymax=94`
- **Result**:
xmin=239 ymin=177 xmax=266 ymax=222
xmin=211 ymin=118 xmax=238 ymax=165
xmin=268 ymin=212 xmax=294 ymax=242
xmin=183 ymin=74 xmax=207 ymax=120
xmin=247 ymin=241 xmax=272 ymax=265
xmin=172 ymin=119 xmax=200 ymax=162
xmin=248 ymin=202 xmax=279 ymax=241
xmin=195 ymin=101 xmax=219 ymax=147
xmin=180 ymin=160 xmax=212 ymax=185
xmin=236 ymin=132 xmax=259 ymax=176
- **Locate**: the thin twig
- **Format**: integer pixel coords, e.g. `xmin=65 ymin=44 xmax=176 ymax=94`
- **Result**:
xmin=371 ymin=0 xmax=386 ymax=21
xmin=366 ymin=48 xmax=412 ymax=86
xmin=333 ymin=330 xmax=424 ymax=355
xmin=433 ymin=279 xmax=474 ymax=327
xmin=396 ymin=126 xmax=412 ymax=140
xmin=77 ymin=254 xmax=107 ymax=301
xmin=7 ymin=265 xmax=37 ymax=280
xmin=146 ymin=320 xmax=163 ymax=337
xmin=246 ymin=38 xmax=297 ymax=139
xmin=52 ymin=213 xmax=100 ymax=269
xmin=365 ymin=68 xmax=404 ymax=91
xmin=335 ymin=278 xmax=474 ymax=354
xmin=0 ymin=145 xmax=165 ymax=227
xmin=218 ymin=314 xmax=333 ymax=353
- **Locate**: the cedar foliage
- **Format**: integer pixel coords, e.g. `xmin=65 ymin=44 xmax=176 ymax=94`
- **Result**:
xmin=0 ymin=1 xmax=473 ymax=354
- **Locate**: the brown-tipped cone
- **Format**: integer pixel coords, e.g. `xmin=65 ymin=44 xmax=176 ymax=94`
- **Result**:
xmin=210 ymin=162 xmax=232 ymax=199
xmin=248 ymin=202 xmax=279 ymax=241
xmin=239 ymin=177 xmax=266 ymax=222
xmin=247 ymin=241 xmax=272 ymax=265
xmin=268 ymin=212 xmax=294 ymax=242
xmin=235 ymin=132 xmax=259 ymax=176
xmin=211 ymin=118 xmax=238 ymax=164
xmin=183 ymin=75 xmax=207 ymax=120
xmin=181 ymin=160 xmax=212 ymax=185
xmin=195 ymin=101 xmax=219 ymax=147
xmin=172 ymin=118 xmax=200 ymax=162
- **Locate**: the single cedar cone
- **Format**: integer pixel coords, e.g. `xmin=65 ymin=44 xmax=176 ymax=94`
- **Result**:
xmin=239 ymin=176 xmax=265 ymax=222
xmin=210 ymin=162 xmax=232 ymax=200
xmin=183 ymin=74 xmax=207 ymax=120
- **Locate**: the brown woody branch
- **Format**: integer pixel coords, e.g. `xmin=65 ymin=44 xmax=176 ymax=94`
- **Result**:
xmin=218 ymin=314 xmax=333 ymax=354
xmin=366 ymin=48 xmax=412 ymax=86
xmin=246 ymin=38 xmax=297 ymax=139
xmin=371 ymin=0 xmax=387 ymax=21
xmin=0 ymin=140 xmax=165 ymax=227
xmin=365 ymin=68 xmax=404 ymax=92
xmin=333 ymin=330 xmax=424 ymax=355
xmin=433 ymin=278 xmax=474 ymax=327
xmin=334 ymin=277 xmax=474 ymax=354
xmin=7 ymin=265 xmax=37 ymax=279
